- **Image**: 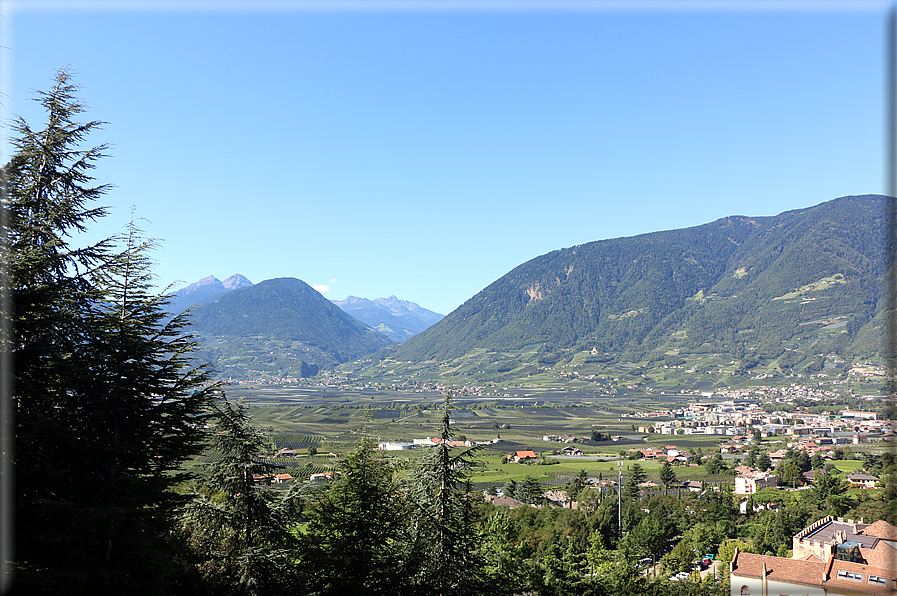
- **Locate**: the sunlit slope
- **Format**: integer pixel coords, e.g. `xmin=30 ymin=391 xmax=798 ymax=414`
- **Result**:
xmin=191 ymin=277 xmax=393 ymax=376
xmin=392 ymin=195 xmax=891 ymax=368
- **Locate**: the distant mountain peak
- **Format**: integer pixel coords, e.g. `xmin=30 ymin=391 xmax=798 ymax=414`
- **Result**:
xmin=177 ymin=275 xmax=222 ymax=295
xmin=331 ymin=295 xmax=444 ymax=343
xmin=223 ymin=273 xmax=253 ymax=290
xmin=333 ymin=295 xmax=370 ymax=306
xmin=170 ymin=274 xmax=254 ymax=311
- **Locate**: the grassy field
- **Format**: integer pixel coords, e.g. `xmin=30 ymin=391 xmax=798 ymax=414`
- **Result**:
xmin=465 ymin=449 xmax=732 ymax=490
xmin=215 ymin=384 xmax=885 ymax=492
xmin=230 ymin=384 xmax=679 ymax=452
xmin=831 ymin=460 xmax=865 ymax=473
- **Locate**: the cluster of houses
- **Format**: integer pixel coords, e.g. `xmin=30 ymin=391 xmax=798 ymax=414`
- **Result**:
xmin=375 ymin=436 xmax=504 ymax=451
xmin=542 ymin=434 xmax=590 ymax=443
xmin=251 ymin=473 xmax=294 ymax=484
xmin=500 ymin=448 xmax=584 ymax=463
xmin=732 ymin=465 xmax=882 ymax=517
xmin=730 ymin=516 xmax=897 ymax=595
xmin=625 ymin=445 xmax=696 ymax=466
xmin=636 ymin=401 xmax=893 ymax=446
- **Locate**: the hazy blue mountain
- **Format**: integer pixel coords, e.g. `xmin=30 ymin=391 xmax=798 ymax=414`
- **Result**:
xmin=189 ymin=277 xmax=393 ymax=378
xmin=387 ymin=195 xmax=893 ymax=371
xmin=332 ymin=295 xmax=444 ymax=342
xmin=169 ymin=273 xmax=253 ymax=311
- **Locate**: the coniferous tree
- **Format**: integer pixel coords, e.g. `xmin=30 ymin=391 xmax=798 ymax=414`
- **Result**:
xmin=6 ymin=69 xmax=215 ymax=595
xmin=623 ymin=463 xmax=647 ymax=500
xmin=705 ymin=453 xmax=728 ymax=475
xmin=565 ymin=469 xmax=589 ymax=503
xmin=520 ymin=474 xmax=546 ymax=505
xmin=659 ymin=461 xmax=677 ymax=495
xmin=300 ymin=434 xmax=412 ymax=596
xmin=478 ymin=509 xmax=523 ymax=595
xmin=173 ymin=399 xmax=298 ymax=596
xmin=407 ymin=392 xmax=488 ymax=596
xmin=503 ymin=479 xmax=519 ymax=500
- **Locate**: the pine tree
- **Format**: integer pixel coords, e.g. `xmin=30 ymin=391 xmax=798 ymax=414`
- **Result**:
xmin=659 ymin=461 xmax=677 ymax=495
xmin=174 ymin=399 xmax=298 ymax=596
xmin=520 ymin=475 xmax=545 ymax=505
xmin=300 ymin=434 xmax=412 ymax=595
xmin=407 ymin=392 xmax=488 ymax=596
xmin=6 ymin=69 xmax=215 ymax=595
xmin=623 ymin=463 xmax=647 ymax=500
xmin=503 ymin=479 xmax=519 ymax=500
xmin=565 ymin=469 xmax=589 ymax=503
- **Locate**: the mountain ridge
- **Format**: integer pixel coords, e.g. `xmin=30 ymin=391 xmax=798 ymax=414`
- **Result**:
xmin=331 ymin=295 xmax=444 ymax=343
xmin=365 ymin=195 xmax=891 ymax=381
xmin=170 ymin=273 xmax=254 ymax=311
xmin=189 ymin=277 xmax=393 ymax=378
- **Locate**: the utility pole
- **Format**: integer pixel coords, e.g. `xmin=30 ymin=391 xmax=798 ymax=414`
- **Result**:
xmin=618 ymin=460 xmax=623 ymax=537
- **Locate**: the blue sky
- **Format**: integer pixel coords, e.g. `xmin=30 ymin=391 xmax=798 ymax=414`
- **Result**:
xmin=1 ymin=1 xmax=891 ymax=315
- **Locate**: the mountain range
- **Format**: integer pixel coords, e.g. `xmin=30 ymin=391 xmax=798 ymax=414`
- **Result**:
xmin=369 ymin=194 xmax=892 ymax=381
xmin=175 ymin=195 xmax=894 ymax=383
xmin=172 ymin=275 xmax=443 ymax=379
xmin=169 ymin=273 xmax=254 ymax=311
xmin=330 ymin=295 xmax=444 ymax=343
xmin=188 ymin=278 xmax=394 ymax=379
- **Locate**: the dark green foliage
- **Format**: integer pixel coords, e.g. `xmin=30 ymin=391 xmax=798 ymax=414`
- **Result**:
xmin=591 ymin=430 xmax=611 ymax=441
xmin=566 ymin=469 xmax=590 ymax=500
xmin=173 ymin=399 xmax=298 ymax=596
xmin=623 ymin=463 xmax=648 ymax=500
xmin=705 ymin=453 xmax=729 ymax=475
xmin=811 ymin=470 xmax=848 ymax=511
xmin=751 ymin=506 xmax=810 ymax=557
xmin=390 ymin=195 xmax=894 ymax=366
xmin=659 ymin=461 xmax=677 ymax=493
xmin=301 ymin=436 xmax=411 ymax=595
xmin=519 ymin=475 xmax=546 ymax=505
xmin=503 ymin=479 xmax=520 ymax=500
xmin=406 ymin=393 xmax=489 ymax=596
xmin=6 ymin=70 xmax=215 ymax=595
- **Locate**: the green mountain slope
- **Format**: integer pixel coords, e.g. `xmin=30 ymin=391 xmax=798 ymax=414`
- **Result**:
xmin=388 ymin=195 xmax=891 ymax=373
xmin=190 ymin=277 xmax=393 ymax=378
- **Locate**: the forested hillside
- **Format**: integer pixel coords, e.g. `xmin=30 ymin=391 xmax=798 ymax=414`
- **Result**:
xmin=391 ymin=196 xmax=891 ymax=370
xmin=190 ymin=277 xmax=393 ymax=378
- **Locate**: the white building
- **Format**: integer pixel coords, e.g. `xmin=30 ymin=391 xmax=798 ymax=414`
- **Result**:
xmin=378 ymin=441 xmax=416 ymax=451
xmin=734 ymin=472 xmax=777 ymax=495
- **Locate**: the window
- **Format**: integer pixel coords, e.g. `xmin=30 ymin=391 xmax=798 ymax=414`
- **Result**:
xmin=741 ymin=586 xmax=750 ymax=596
xmin=869 ymin=575 xmax=887 ymax=585
xmin=836 ymin=543 xmax=864 ymax=564
xmin=836 ymin=569 xmax=864 ymax=581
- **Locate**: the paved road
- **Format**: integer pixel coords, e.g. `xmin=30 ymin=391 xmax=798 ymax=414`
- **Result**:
xmin=700 ymin=559 xmax=722 ymax=580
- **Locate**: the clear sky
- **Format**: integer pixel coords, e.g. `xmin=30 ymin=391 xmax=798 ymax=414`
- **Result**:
xmin=1 ymin=1 xmax=891 ymax=315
